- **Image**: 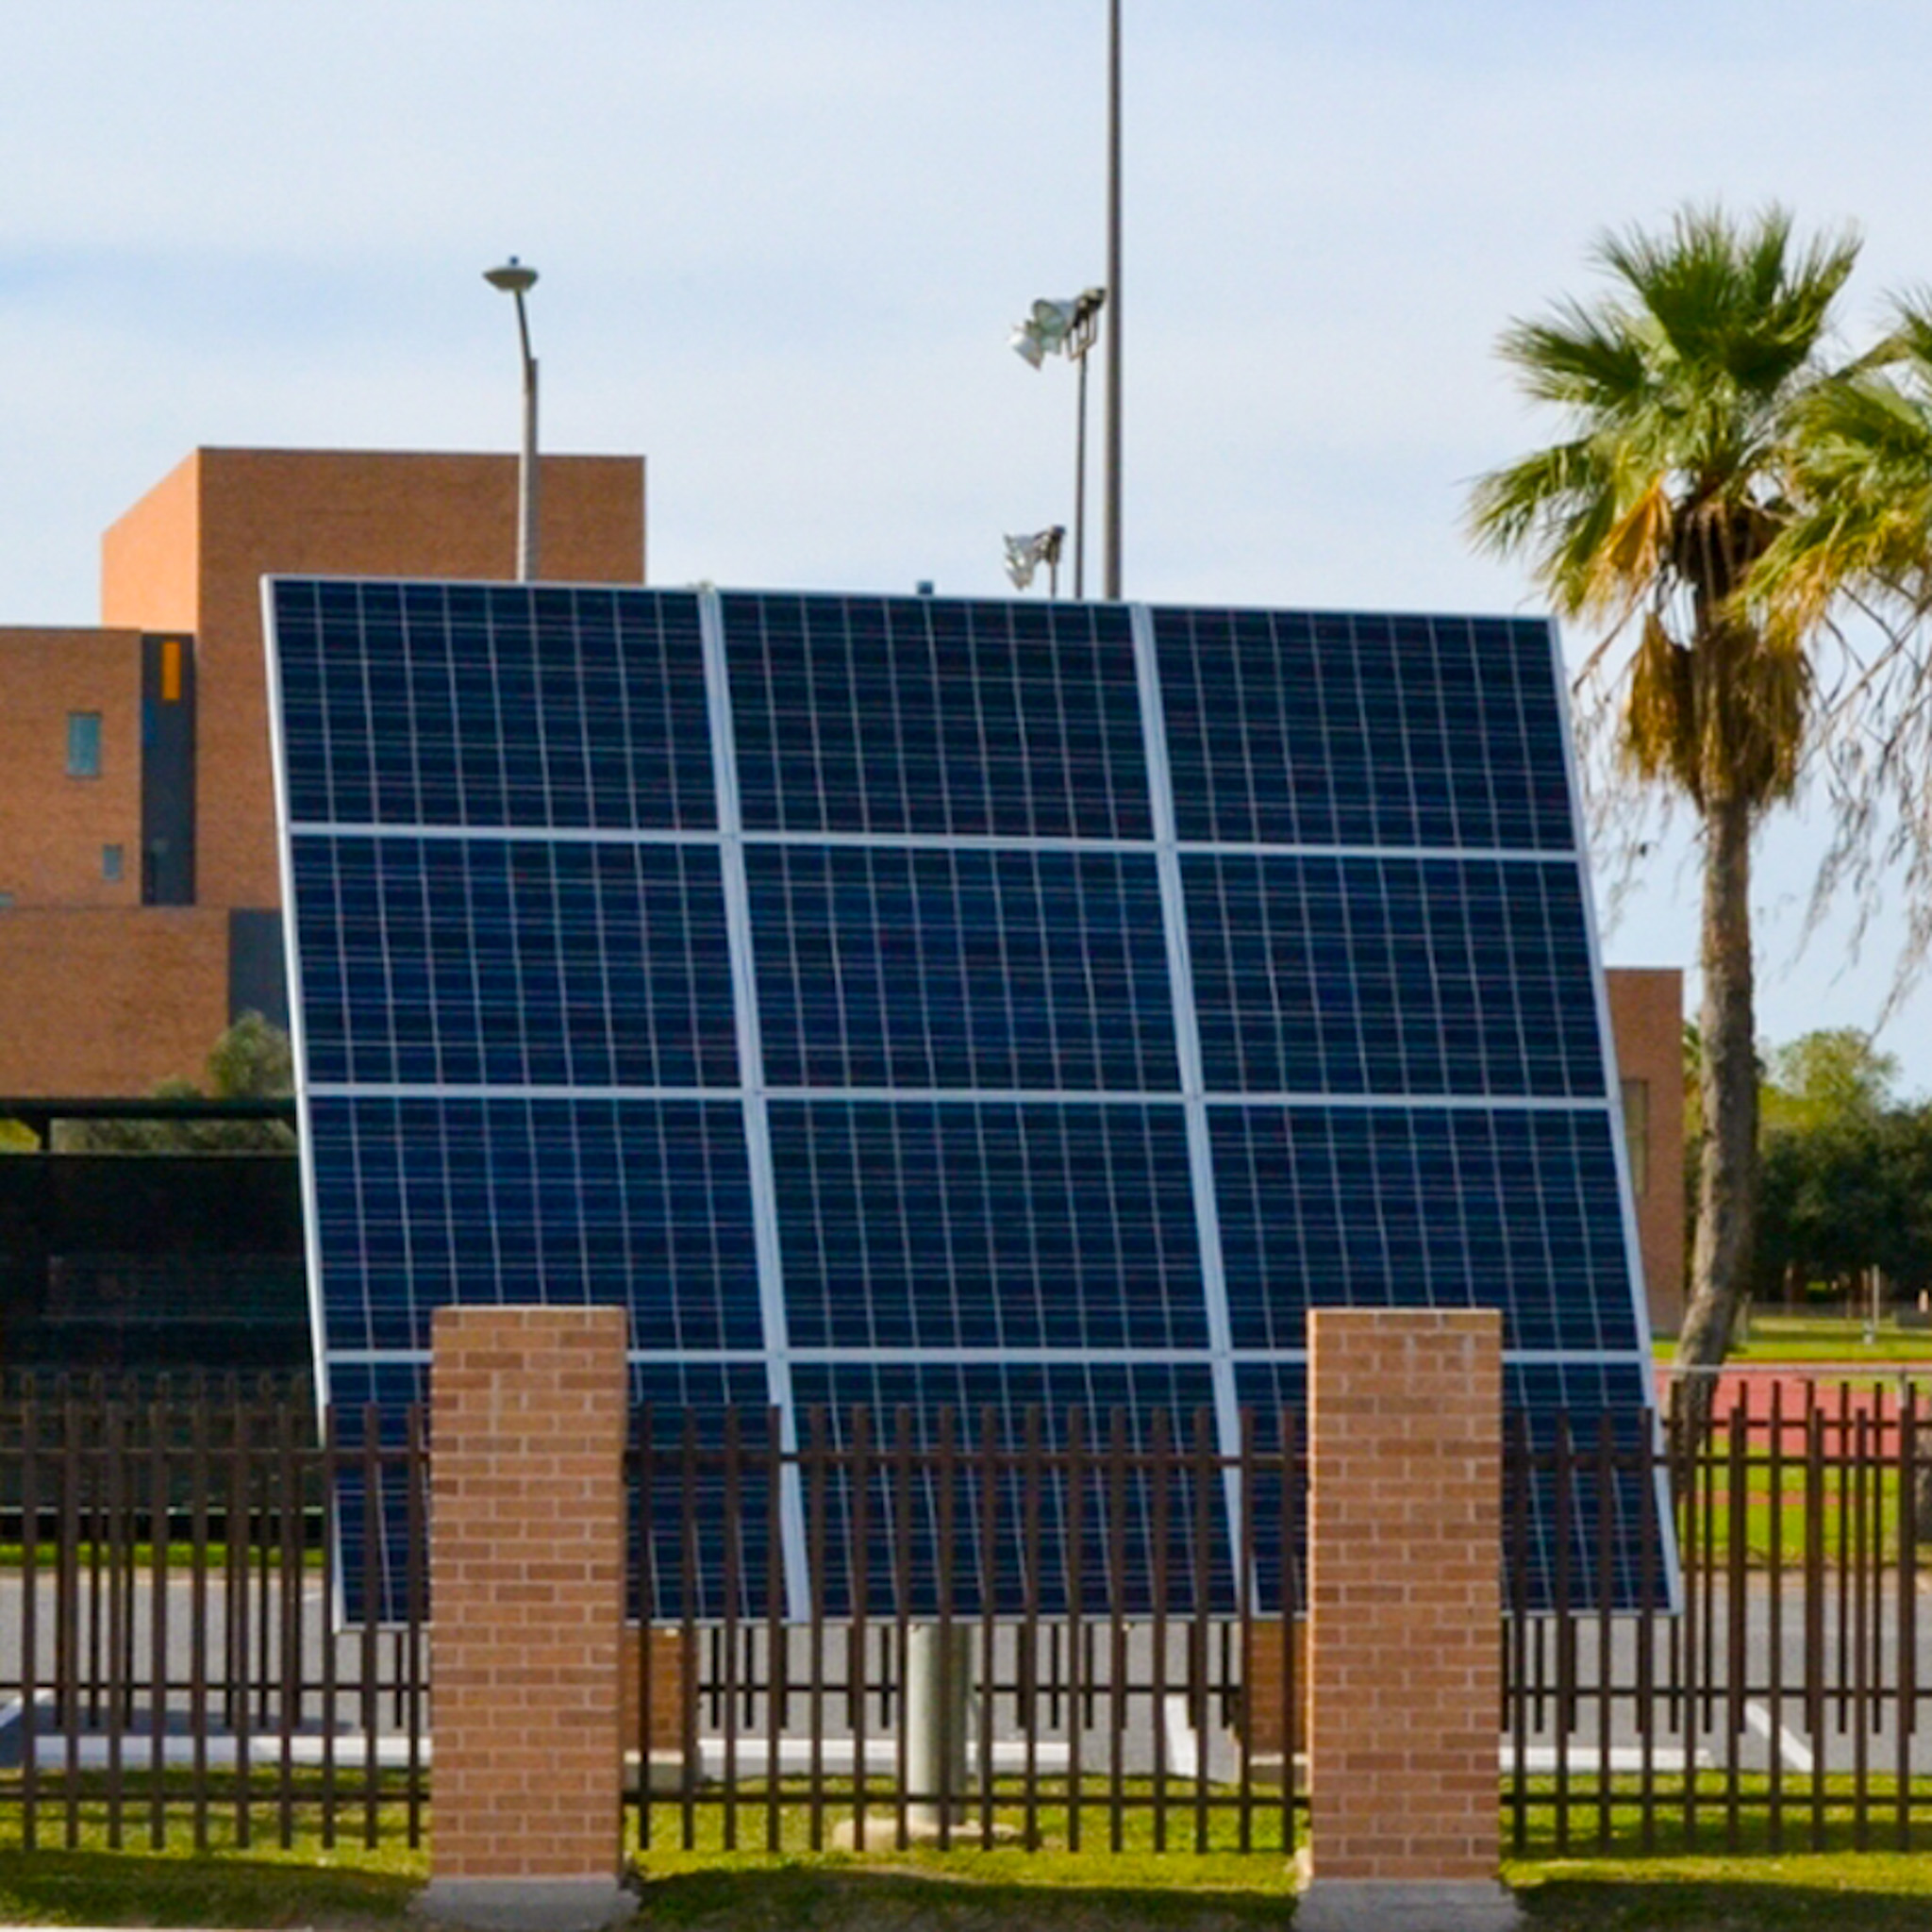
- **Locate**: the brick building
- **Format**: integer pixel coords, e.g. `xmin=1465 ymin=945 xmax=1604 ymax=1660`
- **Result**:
xmin=0 ymin=447 xmax=645 ymax=1095
xmin=0 ymin=457 xmax=1685 ymax=1328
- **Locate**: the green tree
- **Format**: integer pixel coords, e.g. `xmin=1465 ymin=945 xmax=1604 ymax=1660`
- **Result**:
xmin=1754 ymin=1091 xmax=1932 ymax=1304
xmin=58 ymin=1013 xmax=295 ymax=1154
xmin=1468 ymin=205 xmax=1863 ymax=1428
xmin=205 ymin=1010 xmax=294 ymax=1102
xmin=1760 ymin=1026 xmax=1898 ymax=1134
xmin=1753 ymin=1027 xmax=1901 ymax=1308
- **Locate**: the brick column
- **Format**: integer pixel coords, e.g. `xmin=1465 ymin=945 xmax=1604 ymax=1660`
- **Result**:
xmin=421 ymin=1307 xmax=633 ymax=1932
xmin=618 ymin=1624 xmax=691 ymax=1754
xmin=1240 ymin=1619 xmax=1305 ymax=1758
xmin=1300 ymin=1309 xmax=1516 ymax=1931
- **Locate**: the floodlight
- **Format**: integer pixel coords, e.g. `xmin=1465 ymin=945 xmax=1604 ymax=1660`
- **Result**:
xmin=1008 ymin=288 xmax=1107 ymax=596
xmin=1003 ymin=525 xmax=1066 ymax=593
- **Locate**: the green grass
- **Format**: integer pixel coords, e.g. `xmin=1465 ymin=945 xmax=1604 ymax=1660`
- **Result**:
xmin=636 ymin=1774 xmax=1297 ymax=1867
xmin=1677 ymin=1456 xmax=1911 ymax=1566
xmin=1655 ymin=1315 xmax=1932 ymax=1365
xmin=8 ymin=1791 xmax=1932 ymax=1927
xmin=0 ymin=1810 xmax=424 ymax=1926
xmin=1510 ymin=1857 xmax=1932 ymax=1930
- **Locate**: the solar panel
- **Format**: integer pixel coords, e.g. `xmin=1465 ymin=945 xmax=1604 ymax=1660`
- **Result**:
xmin=266 ymin=579 xmax=1665 ymax=1616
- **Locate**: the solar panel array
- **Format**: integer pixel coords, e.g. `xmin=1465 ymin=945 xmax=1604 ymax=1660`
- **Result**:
xmin=265 ymin=580 xmax=1661 ymax=1615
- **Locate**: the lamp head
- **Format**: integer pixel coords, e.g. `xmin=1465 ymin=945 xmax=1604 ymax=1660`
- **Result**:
xmin=1008 ymin=321 xmax=1047 ymax=369
xmin=1002 ymin=525 xmax=1066 ymax=591
xmin=1009 ymin=289 xmax=1106 ymax=366
xmin=484 ymin=257 xmax=539 ymax=295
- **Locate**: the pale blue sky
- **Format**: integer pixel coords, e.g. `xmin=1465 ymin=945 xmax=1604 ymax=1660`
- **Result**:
xmin=5 ymin=2 xmax=1931 ymax=1089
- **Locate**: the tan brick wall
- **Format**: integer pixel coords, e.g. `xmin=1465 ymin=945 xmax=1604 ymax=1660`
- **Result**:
xmin=0 ymin=629 xmax=144 ymax=910
xmin=430 ymin=1306 xmax=629 ymax=1884
xmin=0 ymin=908 xmax=229 ymax=1095
xmin=617 ymin=1624 xmax=691 ymax=1754
xmin=103 ymin=447 xmax=647 ymax=911
xmin=1307 ymin=1308 xmax=1500 ymax=1885
xmin=1241 ymin=1618 xmax=1306 ymax=1757
xmin=1606 ymin=967 xmax=1687 ymax=1335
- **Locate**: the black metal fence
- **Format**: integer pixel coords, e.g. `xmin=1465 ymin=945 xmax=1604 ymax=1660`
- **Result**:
xmin=1509 ymin=1379 xmax=1931 ymax=1857
xmin=0 ymin=1379 xmax=1925 ymax=1857
xmin=0 ymin=1378 xmax=425 ymax=1852
xmin=631 ymin=1403 xmax=1300 ymax=1857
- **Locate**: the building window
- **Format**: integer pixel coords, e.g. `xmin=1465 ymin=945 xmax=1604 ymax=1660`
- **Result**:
xmin=67 ymin=712 xmax=102 ymax=778
xmin=1622 ymin=1077 xmax=1651 ymax=1198
xmin=102 ymin=844 xmax=124 ymax=883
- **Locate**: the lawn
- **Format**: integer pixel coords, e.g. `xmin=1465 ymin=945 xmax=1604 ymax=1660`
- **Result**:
xmin=9 ymin=1841 xmax=1932 ymax=1929
xmin=1655 ymin=1314 xmax=1932 ymax=1365
xmin=7 ymin=1802 xmax=1932 ymax=1928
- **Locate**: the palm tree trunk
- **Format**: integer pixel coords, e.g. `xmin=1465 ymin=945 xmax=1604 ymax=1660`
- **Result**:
xmin=1671 ymin=792 xmax=1758 ymax=1440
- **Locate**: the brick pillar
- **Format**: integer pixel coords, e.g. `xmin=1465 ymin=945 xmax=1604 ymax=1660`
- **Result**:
xmin=1300 ymin=1309 xmax=1516 ymax=1931
xmin=618 ymin=1624 xmax=691 ymax=1753
xmin=1240 ymin=1619 xmax=1306 ymax=1757
xmin=421 ymin=1307 xmax=633 ymax=1932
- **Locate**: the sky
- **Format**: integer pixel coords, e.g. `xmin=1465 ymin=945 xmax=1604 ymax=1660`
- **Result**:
xmin=5 ymin=1 xmax=1932 ymax=1092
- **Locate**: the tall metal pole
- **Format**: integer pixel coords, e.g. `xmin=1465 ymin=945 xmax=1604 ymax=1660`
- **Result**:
xmin=1103 ymin=0 xmax=1123 ymax=600
xmin=513 ymin=293 xmax=541 ymax=584
xmin=1074 ymin=346 xmax=1091 ymax=600
xmin=485 ymin=258 xmax=541 ymax=583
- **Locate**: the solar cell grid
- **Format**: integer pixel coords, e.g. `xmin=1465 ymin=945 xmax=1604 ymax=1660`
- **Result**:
xmin=1184 ymin=852 xmax=1601 ymax=1096
xmin=266 ymin=577 xmax=1664 ymax=1617
xmin=724 ymin=592 xmax=1151 ymax=840
xmin=271 ymin=579 xmax=714 ymax=830
xmin=1154 ymin=606 xmax=1574 ymax=851
xmin=749 ymin=843 xmax=1178 ymax=1092
xmin=1210 ymin=1104 xmax=1641 ymax=1355
xmin=789 ymin=1361 xmax=1230 ymax=1616
xmin=308 ymin=1094 xmax=761 ymax=1355
xmin=770 ymin=1100 xmax=1207 ymax=1352
xmin=293 ymin=836 xmax=737 ymax=1089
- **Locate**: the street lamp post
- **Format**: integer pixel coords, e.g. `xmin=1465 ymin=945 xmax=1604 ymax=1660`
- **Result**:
xmin=1104 ymin=0 xmax=1123 ymax=600
xmin=483 ymin=257 xmax=540 ymax=583
xmin=1010 ymin=288 xmax=1106 ymax=598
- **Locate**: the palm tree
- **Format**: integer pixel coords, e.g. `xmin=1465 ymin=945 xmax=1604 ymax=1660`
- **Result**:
xmin=1761 ymin=300 xmax=1932 ymax=621
xmin=1468 ymin=205 xmax=1861 ymax=1429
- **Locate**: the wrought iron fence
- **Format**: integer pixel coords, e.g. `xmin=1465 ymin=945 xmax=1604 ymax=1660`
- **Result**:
xmin=1509 ymin=1379 xmax=1932 ymax=1857
xmin=629 ymin=1403 xmax=1304 ymax=1856
xmin=0 ymin=1379 xmax=1925 ymax=1858
xmin=0 ymin=1377 xmax=426 ymax=1851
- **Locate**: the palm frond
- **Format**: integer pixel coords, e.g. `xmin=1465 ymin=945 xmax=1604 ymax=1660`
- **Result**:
xmin=1497 ymin=304 xmax=1648 ymax=410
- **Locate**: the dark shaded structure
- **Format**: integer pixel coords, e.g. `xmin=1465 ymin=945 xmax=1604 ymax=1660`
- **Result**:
xmin=0 ymin=1099 xmax=304 ymax=1377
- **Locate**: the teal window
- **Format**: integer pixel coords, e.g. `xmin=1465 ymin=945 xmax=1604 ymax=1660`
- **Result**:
xmin=67 ymin=712 xmax=102 ymax=778
xmin=102 ymin=844 xmax=124 ymax=883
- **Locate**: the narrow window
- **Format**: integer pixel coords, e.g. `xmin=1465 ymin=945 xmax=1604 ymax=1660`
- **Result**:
xmin=102 ymin=844 xmax=125 ymax=883
xmin=67 ymin=712 xmax=103 ymax=778
xmin=1621 ymin=1077 xmax=1651 ymax=1198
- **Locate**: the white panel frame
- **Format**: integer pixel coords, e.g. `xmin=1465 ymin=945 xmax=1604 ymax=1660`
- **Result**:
xmin=698 ymin=587 xmax=810 ymax=1621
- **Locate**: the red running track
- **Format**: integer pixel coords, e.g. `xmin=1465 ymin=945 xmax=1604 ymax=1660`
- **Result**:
xmin=1653 ymin=1361 xmax=1932 ymax=1441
